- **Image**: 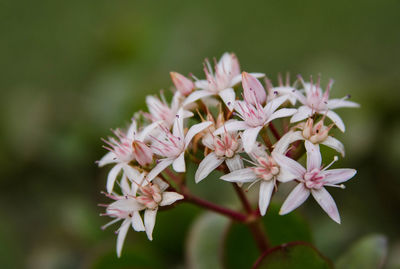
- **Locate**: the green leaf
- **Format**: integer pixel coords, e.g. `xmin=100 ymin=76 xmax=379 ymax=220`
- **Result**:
xmin=186 ymin=212 xmax=229 ymax=269
xmin=254 ymin=243 xmax=333 ymax=269
xmin=336 ymin=234 xmax=388 ymax=269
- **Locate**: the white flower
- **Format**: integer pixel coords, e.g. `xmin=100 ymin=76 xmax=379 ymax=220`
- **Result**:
xmin=147 ymin=109 xmax=213 ymax=181
xmin=273 ymin=141 xmax=357 ymax=223
xmin=102 ymin=177 xmax=183 ymax=257
xmin=290 ymin=76 xmax=359 ymax=132
xmin=183 ymin=53 xmax=264 ymax=110
xmin=274 ymin=117 xmax=345 ymax=157
xmin=195 ymin=129 xmax=244 ymax=183
xmin=220 ymin=145 xmax=296 ymax=216
xmin=214 ymin=83 xmax=297 ymax=153
xmin=98 ymin=119 xmax=159 ymax=193
xmin=145 ymin=91 xmax=193 ymax=128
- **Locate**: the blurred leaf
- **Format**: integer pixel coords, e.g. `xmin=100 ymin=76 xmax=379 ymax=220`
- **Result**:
xmin=336 ymin=234 xmax=388 ymax=269
xmin=254 ymin=243 xmax=333 ymax=269
xmin=223 ymin=203 xmax=313 ymax=269
xmin=186 ymin=212 xmax=229 ymax=269
xmin=263 ymin=203 xmax=312 ymax=246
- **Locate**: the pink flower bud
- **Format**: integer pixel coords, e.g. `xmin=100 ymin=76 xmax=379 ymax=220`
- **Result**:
xmin=132 ymin=140 xmax=153 ymax=166
xmin=242 ymin=72 xmax=267 ymax=105
xmin=170 ymin=72 xmax=195 ymax=96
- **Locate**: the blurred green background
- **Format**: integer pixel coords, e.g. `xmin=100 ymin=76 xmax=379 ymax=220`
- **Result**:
xmin=1 ymin=0 xmax=400 ymax=268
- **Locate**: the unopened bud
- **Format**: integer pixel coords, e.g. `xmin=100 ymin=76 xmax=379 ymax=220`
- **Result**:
xmin=170 ymin=72 xmax=195 ymax=96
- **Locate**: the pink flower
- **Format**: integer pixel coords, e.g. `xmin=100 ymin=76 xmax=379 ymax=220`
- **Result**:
xmin=273 ymin=141 xmax=357 ymax=223
xmin=214 ymin=88 xmax=296 ymax=153
xmin=101 ymin=176 xmax=183 ymax=257
xmin=290 ymin=76 xmax=359 ymax=132
xmin=146 ymin=109 xmax=213 ymax=181
xmin=183 ymin=53 xmax=264 ymax=110
xmin=170 ymin=72 xmax=195 ymax=96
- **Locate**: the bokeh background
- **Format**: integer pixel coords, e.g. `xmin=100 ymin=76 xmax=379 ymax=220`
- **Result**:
xmin=1 ymin=0 xmax=400 ymax=268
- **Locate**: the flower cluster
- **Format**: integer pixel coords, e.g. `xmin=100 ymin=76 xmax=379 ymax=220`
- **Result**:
xmin=98 ymin=52 xmax=358 ymax=257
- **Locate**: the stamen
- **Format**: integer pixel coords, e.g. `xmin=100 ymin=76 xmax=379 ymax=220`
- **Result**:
xmin=322 ymin=156 xmax=339 ymax=171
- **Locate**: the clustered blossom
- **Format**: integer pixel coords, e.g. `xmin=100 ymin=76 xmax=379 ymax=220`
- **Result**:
xmin=98 ymin=52 xmax=358 ymax=257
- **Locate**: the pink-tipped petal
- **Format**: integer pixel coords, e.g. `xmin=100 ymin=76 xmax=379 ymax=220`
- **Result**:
xmin=305 ymin=141 xmax=322 ymax=171
xmin=170 ymin=72 xmax=195 ymax=96
xmin=311 ymin=188 xmax=341 ymax=224
xmin=280 ymin=183 xmax=310 ymax=215
xmin=259 ymin=180 xmax=275 ymax=216
xmin=144 ymin=209 xmax=158 ymax=241
xmin=242 ymin=126 xmax=263 ymax=153
xmin=242 ymin=72 xmax=267 ymax=105
xmin=220 ymin=168 xmax=258 ymax=183
xmin=322 ymin=168 xmax=357 ymax=185
xmin=195 ymin=152 xmax=225 ymax=183
xmin=272 ymin=153 xmax=306 ymax=178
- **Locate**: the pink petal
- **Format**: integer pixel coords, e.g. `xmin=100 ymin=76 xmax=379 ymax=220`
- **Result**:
xmin=305 ymin=141 xmax=322 ymax=171
xmin=311 ymin=187 xmax=341 ymax=224
xmin=242 ymin=72 xmax=267 ymax=105
xmin=322 ymin=168 xmax=357 ymax=185
xmin=170 ymin=71 xmax=195 ymax=96
xmin=195 ymin=152 xmax=225 ymax=183
xmin=272 ymin=152 xmax=306 ymax=178
xmin=259 ymin=180 xmax=275 ymax=216
xmin=280 ymin=183 xmax=310 ymax=215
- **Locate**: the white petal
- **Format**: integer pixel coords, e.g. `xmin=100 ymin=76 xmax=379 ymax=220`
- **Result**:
xmin=242 ymin=126 xmax=263 ymax=153
xmin=116 ymin=219 xmax=131 ymax=257
xmin=107 ymin=163 xmax=123 ymax=193
xmin=277 ymin=168 xmax=297 ymax=183
xmin=131 ymin=211 xmax=145 ymax=231
xmin=218 ymin=87 xmax=236 ymax=111
xmin=273 ymin=131 xmax=303 ymax=154
xmin=322 ymin=168 xmax=357 ymax=185
xmin=214 ymin=120 xmax=248 ymax=135
xmin=194 ymin=79 xmax=209 ymax=90
xmin=311 ymin=188 xmax=341 ymax=224
xmin=220 ymin=168 xmax=258 ymax=183
xmin=267 ymin=108 xmax=297 ymax=123
xmin=271 ymin=152 xmax=306 ymax=178
xmin=160 ymin=192 xmax=184 ymax=206
xmin=327 ymin=99 xmax=360 ymax=109
xmin=98 ymin=151 xmax=117 ymax=167
xmin=225 ymin=154 xmax=244 ymax=172
xmin=153 ymin=177 xmax=170 ymax=191
xmin=290 ymin=106 xmax=313 ymax=123
xmin=122 ymin=164 xmax=142 ymax=184
xmin=195 ymin=153 xmax=225 ymax=183
xmin=138 ymin=120 xmax=162 ymax=142
xmin=321 ymin=136 xmax=345 ymax=157
xmin=305 ymin=141 xmax=322 ymax=171
xmin=263 ymin=95 xmax=288 ymax=117
xmin=185 ymin=121 xmax=213 ymax=148
xmin=144 ymin=209 xmax=158 ymax=241
xmin=259 ymin=180 xmax=275 ymax=216
xmin=146 ymin=158 xmax=174 ymax=182
xmin=182 ymin=90 xmax=214 ymax=107
xmin=230 ymin=72 xmax=265 ymax=87
xmin=173 ymin=152 xmax=186 ymax=172
xmin=280 ymin=183 xmax=310 ymax=215
xmin=120 ymin=174 xmax=131 ymax=195
xmin=126 ymin=119 xmax=138 ymax=140
xmin=109 ymin=198 xmax=145 ymax=212
xmin=325 ymin=110 xmax=345 ymax=132
xmin=173 ymin=109 xmax=185 ymax=138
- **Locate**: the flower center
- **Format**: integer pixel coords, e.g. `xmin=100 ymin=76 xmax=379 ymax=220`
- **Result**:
xmin=304 ymin=168 xmax=325 ymax=189
xmin=136 ymin=183 xmax=162 ymax=210
xmin=252 ymin=156 xmax=280 ymax=181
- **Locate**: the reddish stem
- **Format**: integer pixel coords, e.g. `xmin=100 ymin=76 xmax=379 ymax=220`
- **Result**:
xmin=269 ymin=123 xmax=281 ymax=141
xmin=232 ymin=183 xmax=253 ymax=214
